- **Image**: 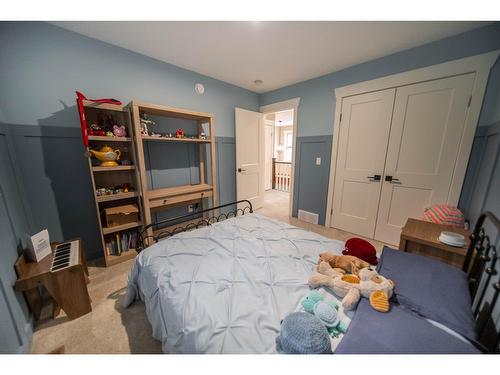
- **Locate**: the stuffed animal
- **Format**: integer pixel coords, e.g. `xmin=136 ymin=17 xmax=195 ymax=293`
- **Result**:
xmin=318 ymin=252 xmax=370 ymax=275
xmin=301 ymin=291 xmax=349 ymax=338
xmin=309 ymin=258 xmax=394 ymax=313
xmin=113 ymin=125 xmax=127 ymax=137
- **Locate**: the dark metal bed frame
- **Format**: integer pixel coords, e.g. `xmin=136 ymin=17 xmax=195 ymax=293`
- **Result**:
xmin=137 ymin=200 xmax=253 ymax=252
xmin=137 ymin=201 xmax=499 ymax=353
xmin=462 ymin=211 xmax=500 ymax=353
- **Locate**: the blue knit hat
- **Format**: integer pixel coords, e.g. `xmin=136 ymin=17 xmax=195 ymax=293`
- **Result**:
xmin=276 ymin=312 xmax=332 ymax=354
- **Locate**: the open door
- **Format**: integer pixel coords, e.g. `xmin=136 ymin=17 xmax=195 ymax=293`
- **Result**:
xmin=235 ymin=108 xmax=265 ymax=210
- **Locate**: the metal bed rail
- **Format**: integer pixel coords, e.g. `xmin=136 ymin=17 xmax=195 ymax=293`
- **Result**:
xmin=462 ymin=211 xmax=500 ymax=353
xmin=137 ymin=199 xmax=253 ymax=252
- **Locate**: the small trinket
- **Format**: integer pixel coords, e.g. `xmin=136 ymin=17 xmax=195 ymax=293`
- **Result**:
xmin=113 ymin=125 xmax=127 ymax=137
xmin=175 ymin=128 xmax=185 ymax=138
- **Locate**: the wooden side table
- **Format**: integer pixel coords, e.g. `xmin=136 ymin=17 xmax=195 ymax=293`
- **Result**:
xmin=399 ymin=218 xmax=470 ymax=268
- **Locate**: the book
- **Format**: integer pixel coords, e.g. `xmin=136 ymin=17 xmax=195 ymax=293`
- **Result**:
xmin=116 ymin=233 xmax=122 ymax=255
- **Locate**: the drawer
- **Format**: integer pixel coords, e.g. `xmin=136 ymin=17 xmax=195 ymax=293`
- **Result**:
xmin=149 ymin=190 xmax=213 ymax=209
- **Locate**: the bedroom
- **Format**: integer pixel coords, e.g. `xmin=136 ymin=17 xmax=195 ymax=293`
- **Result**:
xmin=1 ymin=0 xmax=500 ymax=372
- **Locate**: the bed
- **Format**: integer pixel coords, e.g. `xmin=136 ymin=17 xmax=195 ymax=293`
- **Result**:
xmin=124 ymin=201 xmax=500 ymax=354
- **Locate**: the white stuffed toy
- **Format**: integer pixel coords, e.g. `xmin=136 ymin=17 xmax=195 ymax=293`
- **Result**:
xmin=309 ymin=260 xmax=395 ymax=312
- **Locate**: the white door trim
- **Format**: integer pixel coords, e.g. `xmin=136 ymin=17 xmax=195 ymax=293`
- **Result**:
xmin=260 ymin=97 xmax=301 ymax=217
xmin=325 ymin=50 xmax=500 ymax=228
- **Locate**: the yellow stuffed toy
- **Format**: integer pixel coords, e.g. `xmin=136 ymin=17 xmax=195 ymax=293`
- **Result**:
xmin=309 ymin=255 xmax=395 ymax=313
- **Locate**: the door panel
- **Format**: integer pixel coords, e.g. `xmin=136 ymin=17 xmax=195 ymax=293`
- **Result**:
xmin=264 ymin=123 xmax=274 ymax=190
xmin=375 ymin=73 xmax=475 ymax=244
xmin=235 ymin=108 xmax=265 ymax=209
xmin=332 ymin=89 xmax=396 ymax=237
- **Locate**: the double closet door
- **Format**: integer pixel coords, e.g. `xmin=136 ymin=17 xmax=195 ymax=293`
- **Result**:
xmin=332 ymin=73 xmax=475 ymax=245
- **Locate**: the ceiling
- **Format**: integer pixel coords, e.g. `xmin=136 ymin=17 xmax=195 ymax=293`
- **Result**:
xmin=52 ymin=21 xmax=490 ymax=93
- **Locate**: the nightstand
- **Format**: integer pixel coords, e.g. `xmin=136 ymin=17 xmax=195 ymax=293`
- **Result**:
xmin=399 ymin=218 xmax=470 ymax=268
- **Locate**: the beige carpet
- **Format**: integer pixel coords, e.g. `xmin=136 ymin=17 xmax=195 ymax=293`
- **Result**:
xmin=30 ymin=189 xmax=388 ymax=354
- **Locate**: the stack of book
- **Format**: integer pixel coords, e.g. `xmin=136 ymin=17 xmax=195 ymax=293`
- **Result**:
xmin=105 ymin=231 xmax=138 ymax=256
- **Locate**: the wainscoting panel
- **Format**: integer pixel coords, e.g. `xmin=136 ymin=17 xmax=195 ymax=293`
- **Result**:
xmin=293 ymin=136 xmax=333 ymax=225
xmin=0 ymin=125 xmax=33 ymax=353
xmin=215 ymin=137 xmax=236 ymax=210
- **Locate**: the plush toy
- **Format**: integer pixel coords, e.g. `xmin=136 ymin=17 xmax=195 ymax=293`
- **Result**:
xmin=113 ymin=125 xmax=127 ymax=137
xmin=342 ymin=238 xmax=378 ymax=265
xmin=301 ymin=291 xmax=349 ymax=338
xmin=309 ymin=258 xmax=394 ymax=313
xmin=318 ymin=252 xmax=370 ymax=275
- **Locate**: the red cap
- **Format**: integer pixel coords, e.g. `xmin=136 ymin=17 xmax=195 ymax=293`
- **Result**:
xmin=342 ymin=237 xmax=378 ymax=265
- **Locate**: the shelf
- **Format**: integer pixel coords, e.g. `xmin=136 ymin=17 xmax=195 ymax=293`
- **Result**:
xmin=147 ymin=184 xmax=214 ymax=200
xmin=141 ymin=136 xmax=211 ymax=143
xmin=131 ymin=100 xmax=213 ymax=120
xmin=105 ymin=250 xmax=137 ymax=266
xmin=83 ymin=100 xmax=127 ymax=112
xmin=88 ymin=135 xmax=132 ymax=142
xmin=92 ymin=165 xmax=135 ymax=172
xmin=102 ymin=221 xmax=142 ymax=235
xmin=96 ymin=191 xmax=139 ymax=203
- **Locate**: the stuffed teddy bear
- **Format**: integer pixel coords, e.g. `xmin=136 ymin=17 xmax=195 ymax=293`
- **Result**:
xmin=318 ymin=252 xmax=370 ymax=275
xmin=309 ymin=257 xmax=395 ymax=313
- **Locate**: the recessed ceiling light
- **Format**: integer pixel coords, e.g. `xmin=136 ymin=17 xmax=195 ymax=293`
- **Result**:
xmin=254 ymin=79 xmax=263 ymax=86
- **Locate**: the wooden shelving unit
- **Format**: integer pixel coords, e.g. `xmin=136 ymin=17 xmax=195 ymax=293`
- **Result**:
xmin=129 ymin=101 xmax=217 ymax=243
xmin=80 ymin=100 xmax=143 ymax=266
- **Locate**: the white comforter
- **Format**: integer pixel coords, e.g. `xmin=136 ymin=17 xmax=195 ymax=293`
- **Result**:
xmin=124 ymin=213 xmax=345 ymax=353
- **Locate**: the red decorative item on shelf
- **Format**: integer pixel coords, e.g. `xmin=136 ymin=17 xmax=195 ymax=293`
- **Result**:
xmin=175 ymin=128 xmax=185 ymax=138
xmin=342 ymin=237 xmax=378 ymax=265
xmin=75 ymin=91 xmax=123 ymax=147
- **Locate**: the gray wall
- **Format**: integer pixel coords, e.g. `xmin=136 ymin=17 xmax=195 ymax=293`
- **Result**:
xmin=292 ymin=136 xmax=332 ymax=224
xmin=260 ymin=23 xmax=500 ymax=224
xmin=0 ymin=124 xmax=33 ymax=353
xmin=459 ymin=122 xmax=500 ymax=224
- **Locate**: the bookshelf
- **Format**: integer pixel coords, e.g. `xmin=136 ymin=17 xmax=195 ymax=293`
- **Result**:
xmin=129 ymin=101 xmax=217 ymax=244
xmin=80 ymin=101 xmax=143 ymax=266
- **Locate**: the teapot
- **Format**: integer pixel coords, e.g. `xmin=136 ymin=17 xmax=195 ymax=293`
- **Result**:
xmin=89 ymin=145 xmax=121 ymax=167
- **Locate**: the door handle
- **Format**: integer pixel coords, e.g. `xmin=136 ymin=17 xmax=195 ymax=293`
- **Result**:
xmin=237 ymin=168 xmax=246 ymax=173
xmin=367 ymin=174 xmax=381 ymax=181
xmin=385 ymin=175 xmax=401 ymax=184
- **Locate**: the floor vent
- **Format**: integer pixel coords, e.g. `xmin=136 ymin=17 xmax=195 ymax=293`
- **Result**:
xmin=298 ymin=209 xmax=319 ymax=225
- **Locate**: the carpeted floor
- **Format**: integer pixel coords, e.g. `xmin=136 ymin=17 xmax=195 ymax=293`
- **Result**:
xmin=29 ymin=189 xmax=388 ymax=354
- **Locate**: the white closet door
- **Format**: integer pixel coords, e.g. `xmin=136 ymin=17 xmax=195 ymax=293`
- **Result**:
xmin=375 ymin=73 xmax=475 ymax=245
xmin=332 ymin=89 xmax=395 ymax=237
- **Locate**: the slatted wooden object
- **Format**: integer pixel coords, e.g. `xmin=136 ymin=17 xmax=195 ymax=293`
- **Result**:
xmin=272 ymin=160 xmax=292 ymax=192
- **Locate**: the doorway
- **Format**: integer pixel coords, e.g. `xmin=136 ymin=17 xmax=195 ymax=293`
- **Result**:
xmin=234 ymin=97 xmax=300 ymax=216
xmin=263 ymin=109 xmax=294 ymax=215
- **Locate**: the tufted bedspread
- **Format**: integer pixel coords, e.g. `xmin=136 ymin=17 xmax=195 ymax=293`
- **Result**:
xmin=124 ymin=213 xmax=345 ymax=353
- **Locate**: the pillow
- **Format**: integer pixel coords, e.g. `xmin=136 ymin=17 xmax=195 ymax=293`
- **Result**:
xmin=335 ymin=299 xmax=480 ymax=354
xmin=377 ymin=246 xmax=476 ymax=342
xmin=422 ymin=204 xmax=464 ymax=226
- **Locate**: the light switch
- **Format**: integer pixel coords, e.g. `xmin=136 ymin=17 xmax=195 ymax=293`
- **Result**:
xmin=315 ymin=157 xmax=321 ymax=166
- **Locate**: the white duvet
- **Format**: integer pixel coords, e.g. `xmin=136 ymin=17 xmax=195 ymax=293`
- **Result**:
xmin=124 ymin=213 xmax=345 ymax=353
